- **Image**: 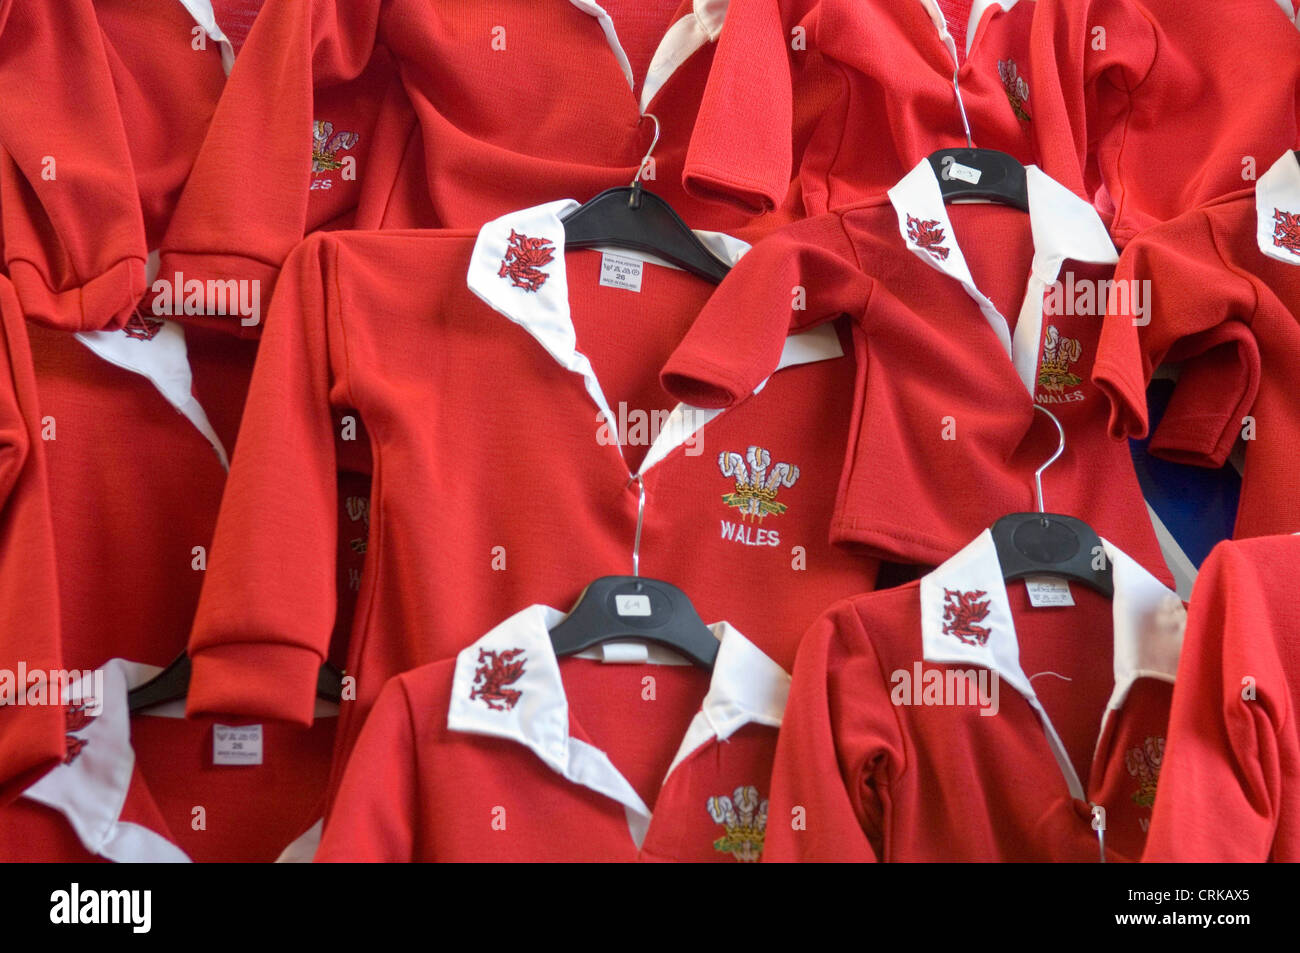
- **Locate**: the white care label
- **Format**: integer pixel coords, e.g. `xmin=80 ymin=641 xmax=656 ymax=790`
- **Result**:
xmin=614 ymin=594 xmax=652 ymax=617
xmin=946 ymin=160 xmax=982 ymax=184
xmin=1025 ymin=576 xmax=1075 ymax=608
xmin=599 ymin=252 xmax=644 ymax=292
xmin=213 ymin=724 xmax=263 ymax=766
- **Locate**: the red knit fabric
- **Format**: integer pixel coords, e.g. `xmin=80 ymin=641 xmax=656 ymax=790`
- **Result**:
xmin=1142 ymin=535 xmax=1300 ymax=862
xmin=1095 ymin=187 xmax=1300 ymax=539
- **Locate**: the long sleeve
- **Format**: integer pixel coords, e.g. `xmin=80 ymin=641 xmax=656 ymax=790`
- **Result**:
xmin=186 ymin=233 xmax=345 ymax=727
xmin=0 ymin=277 xmax=64 ymax=803
xmin=764 ymin=603 xmax=900 ymax=862
xmin=156 ymin=0 xmax=384 ymax=323
xmin=314 ymin=674 xmax=421 ymax=862
xmin=1142 ymin=538 xmax=1300 ymax=862
xmin=0 ymin=1 xmax=147 ymax=331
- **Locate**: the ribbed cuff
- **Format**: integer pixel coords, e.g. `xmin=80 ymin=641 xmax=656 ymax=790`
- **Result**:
xmin=7 ymin=255 xmax=146 ymax=332
xmin=149 ymin=250 xmax=281 ymax=338
xmin=186 ymin=642 xmax=322 ymax=727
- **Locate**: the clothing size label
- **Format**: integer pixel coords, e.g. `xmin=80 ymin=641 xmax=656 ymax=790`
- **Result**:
xmin=599 ymin=252 xmax=644 ymax=292
xmin=945 ymin=160 xmax=982 ymax=185
xmin=1025 ymin=576 xmax=1075 ymax=607
xmin=213 ymin=724 xmax=263 ymax=766
xmin=614 ymin=594 xmax=652 ymax=616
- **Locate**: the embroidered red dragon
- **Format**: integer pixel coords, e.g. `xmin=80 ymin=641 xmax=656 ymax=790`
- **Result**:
xmin=906 ymin=215 xmax=950 ymax=260
xmin=122 ymin=309 xmax=164 ymax=341
xmin=941 ymin=589 xmax=993 ymax=646
xmin=63 ymin=700 xmax=99 ymax=765
xmin=469 ymin=648 xmax=527 ymax=711
xmin=498 ymin=230 xmax=556 ymax=292
xmin=1273 ymin=208 xmax=1300 ymax=256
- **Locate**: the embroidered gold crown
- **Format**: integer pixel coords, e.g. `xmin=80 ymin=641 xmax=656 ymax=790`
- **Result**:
xmin=707 ymin=786 xmax=769 ymax=863
xmin=718 ymin=447 xmax=800 ymax=522
xmin=1037 ymin=325 xmax=1083 ymax=391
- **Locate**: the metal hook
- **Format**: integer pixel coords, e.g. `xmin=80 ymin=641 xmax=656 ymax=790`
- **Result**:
xmin=629 ymin=113 xmax=661 ymax=208
xmin=629 ymin=473 xmax=647 ymax=586
xmin=1032 ymin=404 xmax=1066 ymax=517
xmin=950 ymin=71 xmax=975 ymax=150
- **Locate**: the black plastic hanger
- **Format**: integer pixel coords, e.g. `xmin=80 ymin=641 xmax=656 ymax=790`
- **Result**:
xmin=559 ymin=114 xmax=732 ymax=284
xmin=927 ymin=147 xmax=1029 ymax=212
xmin=549 ymin=576 xmax=719 ymax=668
xmin=548 ymin=476 xmax=718 ymax=668
xmin=925 ymin=61 xmax=1029 ymax=212
xmin=990 ymin=405 xmax=1115 ymax=597
xmin=127 ymin=651 xmax=346 ymax=712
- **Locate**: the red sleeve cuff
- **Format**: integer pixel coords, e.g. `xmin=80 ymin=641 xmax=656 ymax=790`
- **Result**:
xmin=660 ymin=351 xmax=754 ymax=409
xmin=149 ymin=250 xmax=282 ymax=338
xmin=186 ymin=642 xmax=322 ymax=728
xmin=1092 ymin=357 xmax=1149 ymax=440
xmin=6 ymin=255 xmax=146 ymax=333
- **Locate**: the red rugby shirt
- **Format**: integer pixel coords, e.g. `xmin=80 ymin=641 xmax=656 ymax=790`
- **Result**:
xmin=1094 ymin=152 xmax=1300 ymax=539
xmin=1141 ymin=534 xmax=1300 ymax=863
xmin=764 ymin=531 xmax=1185 ymax=861
xmin=316 ymin=605 xmax=789 ymax=862
xmin=662 ymin=159 xmax=1172 ymax=582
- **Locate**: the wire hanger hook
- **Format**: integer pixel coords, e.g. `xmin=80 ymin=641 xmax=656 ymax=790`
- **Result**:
xmin=1032 ymin=404 xmax=1065 ymax=518
xmin=628 ymin=473 xmax=647 ymax=585
xmin=629 ymin=113 xmax=661 ymax=207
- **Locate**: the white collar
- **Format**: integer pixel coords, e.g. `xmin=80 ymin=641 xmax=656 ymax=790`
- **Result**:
xmin=1273 ymin=0 xmax=1300 ymax=27
xmin=19 ymin=659 xmax=328 ymax=863
xmin=919 ymin=529 xmax=1185 ymax=799
xmin=567 ymin=0 xmax=729 ymax=111
xmin=914 ymin=0 xmax=1021 ymax=60
xmin=21 ymin=660 xmax=190 ymax=862
xmin=174 ymin=0 xmax=236 ymax=74
xmin=1256 ymin=151 xmax=1300 ymax=265
xmin=467 ymin=199 xmax=844 ymax=476
xmin=447 ymin=603 xmax=790 ymax=849
xmin=887 ymin=159 xmax=1118 ymax=395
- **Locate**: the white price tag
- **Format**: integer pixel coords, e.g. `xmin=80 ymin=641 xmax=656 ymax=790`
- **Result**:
xmin=1025 ymin=576 xmax=1075 ymax=608
xmin=946 ymin=161 xmax=983 ymax=184
xmin=614 ymin=594 xmax=652 ymax=617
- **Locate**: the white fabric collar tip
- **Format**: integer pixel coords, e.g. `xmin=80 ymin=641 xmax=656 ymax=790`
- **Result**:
xmin=21 ymin=659 xmax=192 ymax=863
xmin=1256 ymin=152 xmax=1300 ymax=265
xmin=918 ymin=530 xmax=1185 ymax=711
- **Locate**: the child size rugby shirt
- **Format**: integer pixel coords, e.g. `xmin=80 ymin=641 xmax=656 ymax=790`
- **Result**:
xmin=0 ymin=0 xmax=270 ymax=679
xmin=660 ymin=158 xmax=1173 ymax=583
xmin=1026 ymin=0 xmax=1300 ymax=247
xmin=683 ymin=0 xmax=1040 ymax=217
xmin=0 ymin=659 xmax=333 ymax=862
xmin=158 ymin=0 xmax=812 ymax=333
xmin=1094 ymin=152 xmax=1300 ymax=540
xmin=1141 ymin=535 xmax=1300 ymax=862
xmin=315 ymin=605 xmax=789 ymax=862
xmin=185 ymin=200 xmax=878 ymax=780
xmin=763 ymin=531 xmax=1185 ymax=862
xmin=0 ymin=275 xmax=63 ymax=804
xmin=0 ymin=0 xmax=232 ymax=332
